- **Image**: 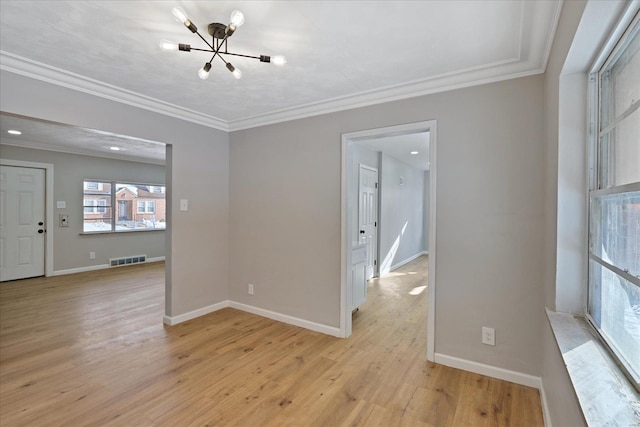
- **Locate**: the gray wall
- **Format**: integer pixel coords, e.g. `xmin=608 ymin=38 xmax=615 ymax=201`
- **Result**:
xmin=230 ymin=73 xmax=546 ymax=375
xmin=379 ymin=153 xmax=425 ymax=275
xmin=0 ymin=70 xmax=230 ymax=318
xmin=0 ymin=145 xmax=165 ymax=272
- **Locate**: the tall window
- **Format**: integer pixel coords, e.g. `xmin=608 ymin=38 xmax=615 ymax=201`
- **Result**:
xmin=83 ymin=181 xmax=166 ymax=232
xmin=588 ymin=13 xmax=640 ymax=388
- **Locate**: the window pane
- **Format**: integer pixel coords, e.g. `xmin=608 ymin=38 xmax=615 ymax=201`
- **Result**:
xmin=600 ymin=20 xmax=640 ymax=129
xmin=114 ymin=182 xmax=166 ymax=231
xmin=599 ymin=107 xmax=640 ymax=188
xmin=83 ymin=208 xmax=113 ymax=232
xmin=591 ymin=191 xmax=640 ymax=279
xmin=589 ymin=260 xmax=640 ymax=379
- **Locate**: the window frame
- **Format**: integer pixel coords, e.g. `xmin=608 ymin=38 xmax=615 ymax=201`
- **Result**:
xmin=586 ymin=10 xmax=640 ymax=391
xmin=82 ymin=179 xmax=165 ymax=234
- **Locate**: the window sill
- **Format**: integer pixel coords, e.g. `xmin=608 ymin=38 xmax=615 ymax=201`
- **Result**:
xmin=546 ymin=309 xmax=640 ymax=426
xmin=80 ymin=228 xmax=165 ymax=235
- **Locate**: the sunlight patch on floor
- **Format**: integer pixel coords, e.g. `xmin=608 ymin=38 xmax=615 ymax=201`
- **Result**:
xmin=409 ymin=285 xmax=427 ymax=296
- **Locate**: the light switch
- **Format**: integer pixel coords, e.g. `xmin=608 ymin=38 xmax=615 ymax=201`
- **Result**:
xmin=57 ymin=201 xmax=66 ymax=209
xmin=180 ymin=199 xmax=188 ymax=211
xmin=59 ymin=214 xmax=69 ymax=227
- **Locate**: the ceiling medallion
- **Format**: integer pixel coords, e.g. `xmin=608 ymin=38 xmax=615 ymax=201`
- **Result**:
xmin=161 ymin=8 xmax=287 ymax=80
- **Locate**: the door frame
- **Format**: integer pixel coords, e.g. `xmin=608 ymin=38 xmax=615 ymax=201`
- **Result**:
xmin=0 ymin=159 xmax=54 ymax=277
xmin=340 ymin=120 xmax=437 ymax=361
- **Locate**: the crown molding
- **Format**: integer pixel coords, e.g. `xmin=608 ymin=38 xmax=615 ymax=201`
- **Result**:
xmin=228 ymin=62 xmax=542 ymax=131
xmin=0 ymin=51 xmax=229 ymax=132
xmin=1 ymin=0 xmax=561 ymax=134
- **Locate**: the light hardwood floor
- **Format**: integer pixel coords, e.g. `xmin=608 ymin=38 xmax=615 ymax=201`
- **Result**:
xmin=0 ymin=256 xmax=544 ymax=426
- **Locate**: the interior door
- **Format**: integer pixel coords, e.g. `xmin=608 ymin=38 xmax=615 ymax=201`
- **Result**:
xmin=359 ymin=165 xmax=378 ymax=280
xmin=0 ymin=166 xmax=46 ymax=281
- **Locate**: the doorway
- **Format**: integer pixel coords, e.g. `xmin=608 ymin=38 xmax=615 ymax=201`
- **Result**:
xmin=341 ymin=120 xmax=437 ymax=361
xmin=0 ymin=160 xmax=54 ymax=281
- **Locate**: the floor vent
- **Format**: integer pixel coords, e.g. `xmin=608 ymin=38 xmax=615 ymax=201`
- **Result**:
xmin=109 ymin=255 xmax=147 ymax=268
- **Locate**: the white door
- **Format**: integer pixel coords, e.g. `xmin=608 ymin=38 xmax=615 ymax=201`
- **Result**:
xmin=359 ymin=165 xmax=378 ymax=280
xmin=0 ymin=166 xmax=46 ymax=281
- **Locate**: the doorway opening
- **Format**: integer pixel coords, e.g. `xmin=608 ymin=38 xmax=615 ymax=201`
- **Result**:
xmin=0 ymin=113 xmax=170 ymax=316
xmin=341 ymin=120 xmax=437 ymax=361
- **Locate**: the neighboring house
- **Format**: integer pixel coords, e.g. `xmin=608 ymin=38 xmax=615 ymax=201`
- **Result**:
xmin=115 ymin=185 xmax=166 ymax=225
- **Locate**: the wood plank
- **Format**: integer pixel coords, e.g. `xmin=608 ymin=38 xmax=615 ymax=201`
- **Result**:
xmin=0 ymin=257 xmax=544 ymax=425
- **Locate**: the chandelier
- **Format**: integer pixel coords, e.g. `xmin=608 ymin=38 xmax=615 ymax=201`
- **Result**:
xmin=160 ymin=8 xmax=287 ymax=80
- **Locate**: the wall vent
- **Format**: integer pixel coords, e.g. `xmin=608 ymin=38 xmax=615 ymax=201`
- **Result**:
xmin=109 ymin=254 xmax=147 ymax=268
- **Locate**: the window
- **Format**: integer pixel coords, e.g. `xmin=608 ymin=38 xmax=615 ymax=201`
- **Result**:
xmin=588 ymin=13 xmax=640 ymax=388
xmin=137 ymin=200 xmax=155 ymax=213
xmin=83 ymin=180 xmax=166 ymax=232
xmin=84 ymin=181 xmax=103 ymax=191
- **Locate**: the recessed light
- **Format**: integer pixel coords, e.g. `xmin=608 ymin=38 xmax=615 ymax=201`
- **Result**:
xmin=110 ymin=146 xmax=121 ymax=151
xmin=410 ymin=151 xmax=419 ymax=155
xmin=7 ymin=130 xmax=22 ymax=135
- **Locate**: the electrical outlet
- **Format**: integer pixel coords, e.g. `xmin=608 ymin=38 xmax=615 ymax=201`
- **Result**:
xmin=89 ymin=252 xmax=96 ymax=260
xmin=482 ymin=327 xmax=495 ymax=346
xmin=248 ymin=284 xmax=254 ymax=295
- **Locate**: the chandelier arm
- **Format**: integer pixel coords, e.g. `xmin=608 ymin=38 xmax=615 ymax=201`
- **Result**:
xmin=189 ymin=47 xmax=215 ymax=53
xmin=223 ymin=52 xmax=264 ymax=60
xmin=194 ymin=31 xmax=215 ymax=50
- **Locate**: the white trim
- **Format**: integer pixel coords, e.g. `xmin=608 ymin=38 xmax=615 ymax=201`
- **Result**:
xmin=229 ymin=301 xmax=342 ymax=338
xmin=341 ymin=120 xmax=437 ymax=358
xmin=0 ymin=51 xmax=228 ymax=132
xmin=162 ymin=298 xmax=341 ymax=337
xmin=434 ymin=353 xmax=543 ymax=389
xmin=389 ymin=251 xmax=428 ymax=273
xmin=427 ymin=122 xmax=437 ymax=361
xmin=588 ymin=1 xmax=640 ymax=74
xmin=163 ymin=300 xmax=229 ymax=326
xmin=540 ymin=383 xmax=553 ymax=427
xmin=51 ymin=256 xmax=165 ymax=277
xmin=0 ymin=158 xmax=54 ymax=278
xmin=228 ymin=68 xmax=542 ymax=131
xmin=51 ymin=264 xmax=110 ymax=276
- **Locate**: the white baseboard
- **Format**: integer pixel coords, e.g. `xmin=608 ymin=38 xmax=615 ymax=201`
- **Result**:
xmin=51 ymin=256 xmax=165 ymax=277
xmin=390 ymin=251 xmax=429 ymax=272
xmin=434 ymin=353 xmax=542 ymax=389
xmin=539 ymin=382 xmax=552 ymax=427
xmin=229 ymin=301 xmax=342 ymax=337
xmin=51 ymin=264 xmax=110 ymax=276
xmin=163 ymin=300 xmax=230 ymax=325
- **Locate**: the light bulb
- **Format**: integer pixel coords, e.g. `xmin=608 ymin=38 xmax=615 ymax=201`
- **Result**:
xmin=271 ymin=55 xmax=287 ymax=66
xmin=198 ymin=62 xmax=212 ymax=80
xmin=159 ymin=39 xmax=179 ymax=51
xmin=172 ymin=7 xmax=189 ymax=24
xmin=229 ymin=10 xmax=245 ymax=27
xmin=226 ymin=62 xmax=242 ymax=79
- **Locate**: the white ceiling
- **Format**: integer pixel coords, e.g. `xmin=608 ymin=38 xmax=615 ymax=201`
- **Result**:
xmin=358 ymin=132 xmax=430 ymax=171
xmin=0 ymin=0 xmax=563 ymax=133
xmin=0 ymin=113 xmax=166 ymax=165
